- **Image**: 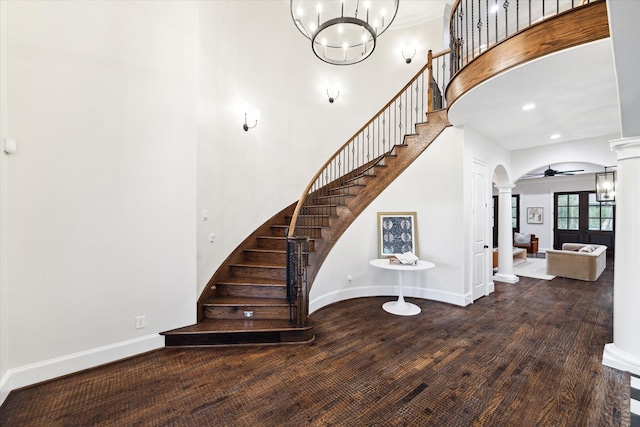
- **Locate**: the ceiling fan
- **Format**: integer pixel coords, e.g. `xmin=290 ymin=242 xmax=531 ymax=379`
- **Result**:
xmin=524 ymin=165 xmax=585 ymax=178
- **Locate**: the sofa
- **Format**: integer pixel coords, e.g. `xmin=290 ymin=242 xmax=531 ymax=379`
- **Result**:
xmin=546 ymin=243 xmax=607 ymax=281
xmin=513 ymin=232 xmax=539 ymax=254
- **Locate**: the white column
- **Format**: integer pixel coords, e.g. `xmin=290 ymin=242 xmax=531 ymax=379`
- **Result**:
xmin=603 ymin=136 xmax=640 ymax=376
xmin=494 ymin=184 xmax=519 ymax=284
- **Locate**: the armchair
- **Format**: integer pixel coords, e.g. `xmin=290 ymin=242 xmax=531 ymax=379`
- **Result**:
xmin=513 ymin=232 xmax=539 ymax=254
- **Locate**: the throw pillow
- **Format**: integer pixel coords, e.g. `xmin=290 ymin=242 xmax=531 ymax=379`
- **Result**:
xmin=514 ymin=232 xmax=531 ymax=245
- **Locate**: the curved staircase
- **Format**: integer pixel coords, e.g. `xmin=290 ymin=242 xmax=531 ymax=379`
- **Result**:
xmin=162 ymin=110 xmax=450 ymax=347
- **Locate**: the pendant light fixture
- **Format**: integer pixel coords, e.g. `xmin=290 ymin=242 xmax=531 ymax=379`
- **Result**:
xmin=595 ymin=166 xmax=616 ymax=202
xmin=291 ymin=0 xmax=399 ymax=66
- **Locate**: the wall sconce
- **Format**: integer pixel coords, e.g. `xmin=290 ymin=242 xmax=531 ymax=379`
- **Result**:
xmin=242 ymin=103 xmax=260 ymax=131
xmin=595 ymin=167 xmax=616 ymax=202
xmin=326 ymin=84 xmax=340 ymax=103
xmin=401 ymin=43 xmax=417 ymax=64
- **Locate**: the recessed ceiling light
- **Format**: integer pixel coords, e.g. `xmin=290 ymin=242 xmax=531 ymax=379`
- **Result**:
xmin=522 ymin=103 xmax=536 ymax=111
xmin=550 ymin=134 xmax=561 ymax=139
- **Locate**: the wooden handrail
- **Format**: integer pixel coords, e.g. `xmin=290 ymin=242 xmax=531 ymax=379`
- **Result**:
xmin=448 ymin=0 xmax=603 ymax=78
xmin=288 ymin=48 xmax=450 ymax=236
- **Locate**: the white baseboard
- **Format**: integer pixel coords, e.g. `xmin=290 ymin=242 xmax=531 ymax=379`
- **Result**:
xmin=309 ymin=285 xmax=469 ymax=314
xmin=602 ymin=343 xmax=640 ymax=376
xmin=493 ymin=273 xmax=520 ymax=284
xmin=0 ymin=334 xmax=164 ymax=406
xmin=488 ymin=281 xmax=495 ymax=294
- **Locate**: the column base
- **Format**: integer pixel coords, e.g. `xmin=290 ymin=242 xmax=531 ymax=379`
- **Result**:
xmin=602 ymin=343 xmax=640 ymax=376
xmin=493 ymin=273 xmax=519 ymax=284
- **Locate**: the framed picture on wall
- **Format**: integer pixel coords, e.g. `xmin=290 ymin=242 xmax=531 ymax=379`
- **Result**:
xmin=377 ymin=212 xmax=418 ymax=258
xmin=527 ymin=207 xmax=543 ymax=224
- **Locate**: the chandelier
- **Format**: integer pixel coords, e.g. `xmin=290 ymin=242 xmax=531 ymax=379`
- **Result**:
xmin=291 ymin=0 xmax=400 ymax=66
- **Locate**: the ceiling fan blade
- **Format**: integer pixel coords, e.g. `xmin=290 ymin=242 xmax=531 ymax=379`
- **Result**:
xmin=555 ymin=169 xmax=585 ymax=175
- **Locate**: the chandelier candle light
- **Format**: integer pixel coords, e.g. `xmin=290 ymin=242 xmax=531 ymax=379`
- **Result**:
xmin=291 ymin=0 xmax=399 ymax=65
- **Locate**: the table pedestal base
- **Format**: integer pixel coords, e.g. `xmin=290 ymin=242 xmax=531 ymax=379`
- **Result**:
xmin=369 ymin=258 xmax=435 ymax=317
xmin=382 ymin=299 xmax=421 ymax=316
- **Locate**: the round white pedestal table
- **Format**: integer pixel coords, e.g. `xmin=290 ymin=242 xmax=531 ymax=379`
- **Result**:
xmin=369 ymin=258 xmax=436 ymax=316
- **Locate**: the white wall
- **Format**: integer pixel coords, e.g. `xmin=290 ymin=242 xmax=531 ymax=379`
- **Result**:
xmin=510 ymin=135 xmax=617 ymax=251
xmin=513 ymin=173 xmax=600 ymax=251
xmin=1 ymin=0 xmax=198 ymax=396
xmin=510 ymin=135 xmax=617 ymax=180
xmin=0 ymin=0 xmax=452 ymax=398
xmin=0 ymin=0 xmax=9 ymax=395
xmin=196 ymin=1 xmax=446 ymax=292
xmin=310 ymin=127 xmax=467 ymax=311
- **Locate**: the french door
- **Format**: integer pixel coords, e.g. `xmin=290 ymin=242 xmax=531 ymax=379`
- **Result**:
xmin=492 ymin=194 xmax=519 ymax=247
xmin=553 ymin=191 xmax=615 ymax=252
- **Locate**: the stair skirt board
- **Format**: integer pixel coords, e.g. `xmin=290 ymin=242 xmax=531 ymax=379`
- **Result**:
xmin=162 ymin=320 xmax=315 ymax=347
xmin=185 ymin=111 xmax=451 ymax=348
xmin=309 ymin=286 xmax=469 ymax=314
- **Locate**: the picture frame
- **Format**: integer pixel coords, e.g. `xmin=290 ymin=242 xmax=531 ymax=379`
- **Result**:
xmin=527 ymin=207 xmax=543 ymax=224
xmin=377 ymin=212 xmax=418 ymax=258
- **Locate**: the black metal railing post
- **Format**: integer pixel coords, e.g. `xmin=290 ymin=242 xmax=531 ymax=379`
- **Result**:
xmin=449 ymin=0 xmax=601 ymax=77
xmin=286 ymin=236 xmax=310 ymax=327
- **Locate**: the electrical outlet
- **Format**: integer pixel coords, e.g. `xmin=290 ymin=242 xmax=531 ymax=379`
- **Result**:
xmin=135 ymin=315 xmax=146 ymax=329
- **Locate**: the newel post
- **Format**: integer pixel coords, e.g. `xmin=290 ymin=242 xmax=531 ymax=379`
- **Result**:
xmin=286 ymin=236 xmax=310 ymax=327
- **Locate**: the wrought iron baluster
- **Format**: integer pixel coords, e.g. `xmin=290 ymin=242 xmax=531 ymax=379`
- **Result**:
xmin=465 ymin=0 xmax=469 ymax=66
xmin=486 ymin=0 xmax=489 ymax=50
xmin=414 ymin=82 xmax=419 ymax=127
xmin=504 ymin=0 xmax=510 ymax=37
xmin=398 ymin=97 xmax=403 ymax=145
xmin=471 ymin=0 xmax=475 ymax=59
xmin=496 ymin=0 xmax=499 ymax=44
xmin=382 ymin=111 xmax=386 ymax=156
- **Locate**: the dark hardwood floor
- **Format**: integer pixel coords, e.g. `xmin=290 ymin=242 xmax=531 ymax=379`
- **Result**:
xmin=0 ymin=260 xmax=629 ymax=426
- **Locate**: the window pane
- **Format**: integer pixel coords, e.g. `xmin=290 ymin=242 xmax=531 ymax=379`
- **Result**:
xmin=601 ymin=219 xmax=613 ymax=231
xmin=568 ymin=207 xmax=579 ymax=218
xmin=602 ymin=206 xmax=613 ymax=218
xmin=558 ymin=194 xmax=568 ymax=206
xmin=568 ymin=218 xmax=579 ymax=230
xmin=558 ymin=206 xmax=568 ymax=218
xmin=589 ymin=219 xmax=600 ymax=230
xmin=589 ymin=206 xmax=600 ymax=218
xmin=589 ymin=193 xmax=597 ymax=204
xmin=569 ymin=194 xmax=579 ymax=205
xmin=558 ymin=219 xmax=568 ymax=229
xmin=512 ymin=218 xmax=517 ymax=228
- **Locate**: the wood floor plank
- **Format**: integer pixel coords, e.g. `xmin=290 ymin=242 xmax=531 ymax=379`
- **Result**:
xmin=0 ymin=260 xmax=630 ymax=426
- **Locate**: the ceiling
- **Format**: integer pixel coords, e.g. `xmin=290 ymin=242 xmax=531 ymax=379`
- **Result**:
xmin=447 ymin=39 xmax=621 ymax=152
xmin=393 ymin=1 xmax=453 ymax=29
xmin=395 ymin=1 xmax=640 ymax=182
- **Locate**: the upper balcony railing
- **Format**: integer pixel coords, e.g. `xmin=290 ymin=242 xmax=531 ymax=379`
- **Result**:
xmin=450 ymin=0 xmax=601 ymax=75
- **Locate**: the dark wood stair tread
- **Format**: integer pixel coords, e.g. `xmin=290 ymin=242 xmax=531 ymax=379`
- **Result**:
xmin=230 ymin=261 xmax=286 ymax=268
xmin=204 ymin=296 xmax=289 ymax=306
xmin=244 ymin=248 xmax=286 ymax=253
xmin=163 ymin=318 xmax=313 ymax=334
xmin=216 ymin=277 xmax=285 ymax=286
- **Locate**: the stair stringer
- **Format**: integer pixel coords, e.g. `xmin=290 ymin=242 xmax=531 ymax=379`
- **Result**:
xmin=188 ymin=110 xmax=449 ymax=333
xmin=303 ymin=110 xmax=451 ymax=286
xmin=195 ymin=201 xmax=297 ymax=321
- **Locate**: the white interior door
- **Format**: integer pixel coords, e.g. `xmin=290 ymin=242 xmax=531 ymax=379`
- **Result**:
xmin=472 ymin=159 xmax=488 ymax=301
